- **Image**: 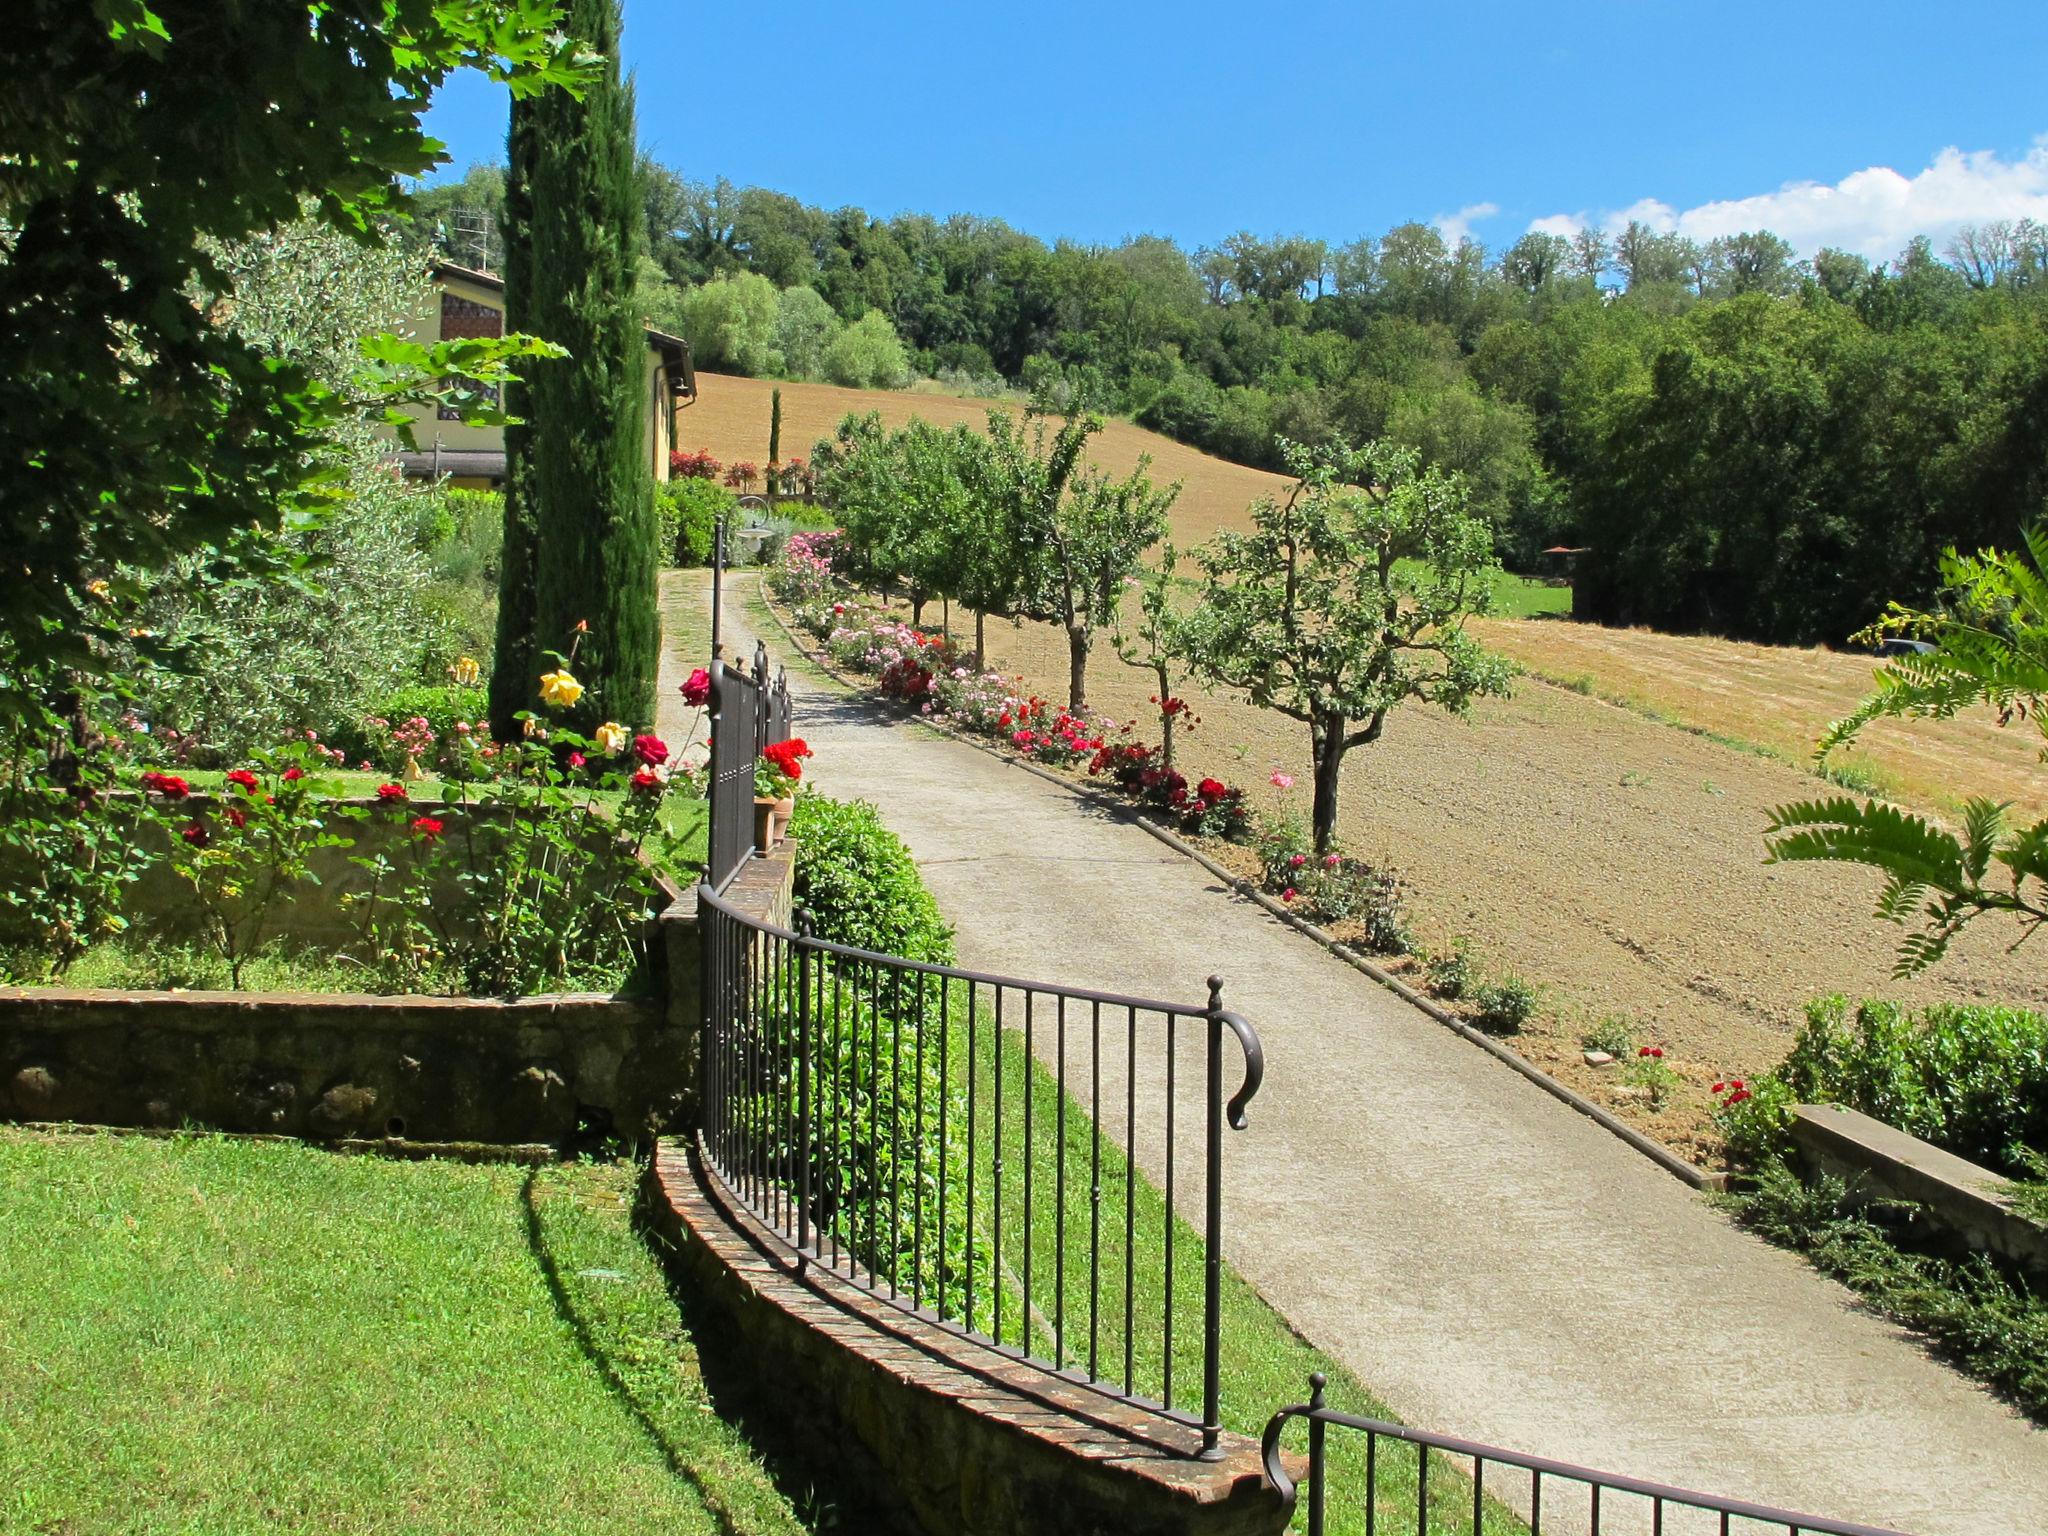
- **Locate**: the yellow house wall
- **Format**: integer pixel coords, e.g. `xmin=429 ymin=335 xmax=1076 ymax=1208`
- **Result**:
xmin=381 ymin=271 xmax=675 ymax=480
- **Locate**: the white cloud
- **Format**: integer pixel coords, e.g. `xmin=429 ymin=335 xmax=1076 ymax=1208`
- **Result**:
xmin=1434 ymin=201 xmax=1499 ymax=246
xmin=1529 ymin=140 xmax=2048 ymax=262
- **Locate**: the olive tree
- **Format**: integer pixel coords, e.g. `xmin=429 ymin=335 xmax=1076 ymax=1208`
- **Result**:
xmin=1180 ymin=438 xmax=1512 ymax=853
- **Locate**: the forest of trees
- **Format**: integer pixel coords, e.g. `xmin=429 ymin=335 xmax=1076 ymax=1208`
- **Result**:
xmin=415 ymin=162 xmax=2048 ymax=648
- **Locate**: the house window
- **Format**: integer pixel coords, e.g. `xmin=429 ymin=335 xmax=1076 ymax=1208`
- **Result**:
xmin=437 ymin=291 xmax=504 ymax=419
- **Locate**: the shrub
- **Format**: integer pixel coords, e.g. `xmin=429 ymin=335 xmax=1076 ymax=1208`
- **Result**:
xmin=325 ymin=684 xmax=488 ymax=778
xmin=1426 ymin=938 xmax=1476 ymax=1000
xmin=670 ymin=448 xmax=721 ymax=481
xmin=1730 ymin=1160 xmax=2048 ymax=1417
xmin=822 ymin=309 xmax=911 ymax=390
xmin=1622 ymin=1045 xmax=1681 ymax=1110
xmin=789 ymin=796 xmax=954 ymax=965
xmin=1721 ymin=995 xmax=2048 ymax=1175
xmin=1470 ymin=972 xmax=1539 ymax=1033
xmin=1581 ymin=1015 xmax=1637 ymax=1057
xmin=654 ymin=477 xmax=733 ymax=567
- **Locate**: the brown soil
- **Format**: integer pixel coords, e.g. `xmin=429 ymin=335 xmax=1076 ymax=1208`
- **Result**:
xmin=680 ymin=372 xmax=1291 ymax=545
xmin=854 ymin=598 xmax=2048 ymax=1166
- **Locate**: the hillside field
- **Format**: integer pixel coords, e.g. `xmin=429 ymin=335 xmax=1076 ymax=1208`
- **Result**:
xmin=680 ymin=371 xmax=1294 ymax=544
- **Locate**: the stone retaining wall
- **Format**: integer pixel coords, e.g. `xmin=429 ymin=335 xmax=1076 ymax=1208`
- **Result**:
xmin=0 ymin=986 xmax=686 ymax=1146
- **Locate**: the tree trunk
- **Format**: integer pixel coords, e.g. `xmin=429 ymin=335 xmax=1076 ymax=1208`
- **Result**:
xmin=974 ymin=609 xmax=987 ymax=671
xmin=942 ymin=596 xmax=950 ymax=643
xmin=1310 ymin=711 xmax=1348 ymax=854
xmin=1154 ymin=658 xmax=1174 ymax=773
xmin=910 ymin=590 xmax=924 ymax=630
xmin=1066 ymin=623 xmax=1090 ymax=714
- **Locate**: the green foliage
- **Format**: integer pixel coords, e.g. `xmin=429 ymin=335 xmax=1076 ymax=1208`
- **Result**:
xmin=141 ymin=741 xmax=355 ymax=989
xmin=1740 ymin=996 xmax=2048 ymax=1175
xmin=1729 ymin=1160 xmax=2048 ymax=1419
xmin=328 ymin=684 xmax=490 ymax=777
xmin=1469 ymin=972 xmax=1540 ymax=1033
xmin=0 ymin=1 xmax=583 ymax=731
xmin=1767 ymin=527 xmax=2048 ymax=973
xmin=1425 ymin=938 xmax=1476 ymax=1000
xmin=822 ymin=308 xmax=912 ymax=389
xmin=986 ymin=389 xmax=1176 ymax=712
xmin=0 ymin=768 xmax=159 ymax=979
xmin=774 ymin=285 xmax=841 ymax=379
xmin=344 ymin=724 xmax=674 ymax=998
xmin=788 ymin=795 xmax=955 ymax=964
xmin=678 ymin=271 xmax=784 ymax=376
xmin=655 ymin=477 xmax=735 ymax=567
xmin=493 ymin=0 xmax=659 ymax=738
xmin=1181 ymin=437 xmax=1512 ymax=852
xmin=1580 ymin=1015 xmax=1638 ymax=1057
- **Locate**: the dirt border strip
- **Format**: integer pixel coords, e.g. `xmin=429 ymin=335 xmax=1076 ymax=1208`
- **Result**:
xmin=750 ymin=579 xmax=1726 ymax=1195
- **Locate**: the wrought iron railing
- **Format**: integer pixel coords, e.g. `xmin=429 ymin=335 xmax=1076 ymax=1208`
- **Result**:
xmin=697 ymin=880 xmax=1265 ymax=1456
xmin=705 ymin=640 xmax=791 ymax=891
xmin=1262 ymin=1374 xmax=1910 ymax=1536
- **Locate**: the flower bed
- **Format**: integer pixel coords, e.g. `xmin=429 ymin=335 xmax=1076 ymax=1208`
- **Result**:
xmin=1 ymin=649 xmax=709 ymax=999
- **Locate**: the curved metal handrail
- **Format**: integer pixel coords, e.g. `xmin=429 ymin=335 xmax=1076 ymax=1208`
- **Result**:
xmin=1261 ymin=1373 xmax=1911 ymax=1536
xmin=698 ymin=879 xmax=1266 ymax=1125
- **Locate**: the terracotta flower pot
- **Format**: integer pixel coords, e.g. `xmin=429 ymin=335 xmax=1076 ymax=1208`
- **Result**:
xmin=772 ymin=794 xmax=796 ymax=839
xmin=753 ymin=796 xmax=777 ymax=851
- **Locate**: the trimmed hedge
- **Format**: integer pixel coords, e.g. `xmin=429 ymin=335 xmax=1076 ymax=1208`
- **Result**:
xmin=787 ymin=795 xmax=953 ymax=965
xmin=1722 ymin=995 xmax=2048 ymax=1175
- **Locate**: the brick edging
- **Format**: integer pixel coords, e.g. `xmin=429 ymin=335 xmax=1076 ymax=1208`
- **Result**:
xmin=753 ymin=579 xmax=1725 ymax=1195
xmin=643 ymin=1139 xmax=1290 ymax=1536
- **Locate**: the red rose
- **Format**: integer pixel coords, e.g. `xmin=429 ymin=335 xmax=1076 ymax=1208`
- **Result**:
xmin=140 ymin=771 xmax=191 ymax=800
xmin=681 ymin=667 xmax=712 ymax=707
xmin=224 ymin=807 xmax=247 ymax=830
xmin=225 ymin=769 xmax=259 ymax=793
xmin=179 ymin=821 xmax=208 ymax=845
xmin=633 ymin=734 xmax=669 ymax=766
xmin=281 ymin=766 xmax=305 ymax=782
xmin=568 ymin=751 xmax=587 ymax=769
xmin=376 ymin=783 xmax=407 ymax=802
xmin=1197 ymin=778 xmax=1228 ymax=800
xmin=630 ymin=768 xmax=661 ymax=794
xmin=410 ymin=816 xmax=445 ymax=840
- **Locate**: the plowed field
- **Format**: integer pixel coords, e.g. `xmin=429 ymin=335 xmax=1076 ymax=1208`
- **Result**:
xmin=860 ymin=598 xmax=2048 ymax=1166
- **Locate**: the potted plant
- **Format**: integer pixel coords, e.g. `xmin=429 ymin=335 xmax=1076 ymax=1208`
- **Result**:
xmin=754 ymin=737 xmax=812 ymax=847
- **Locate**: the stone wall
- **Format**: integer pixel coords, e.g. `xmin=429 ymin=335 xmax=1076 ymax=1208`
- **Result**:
xmin=0 ymin=844 xmax=801 ymax=1149
xmin=0 ymin=987 xmax=688 ymax=1147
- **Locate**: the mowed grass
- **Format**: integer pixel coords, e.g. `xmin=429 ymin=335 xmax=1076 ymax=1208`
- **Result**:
xmin=979 ymin=1029 xmax=1525 ymax=1536
xmin=0 ymin=1130 xmax=808 ymax=1536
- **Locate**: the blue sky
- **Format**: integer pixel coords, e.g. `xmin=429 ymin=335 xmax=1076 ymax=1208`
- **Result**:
xmin=422 ymin=1 xmax=2048 ymax=261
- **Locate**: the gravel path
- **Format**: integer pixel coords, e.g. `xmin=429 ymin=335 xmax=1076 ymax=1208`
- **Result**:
xmin=675 ymin=569 xmax=2048 ymax=1536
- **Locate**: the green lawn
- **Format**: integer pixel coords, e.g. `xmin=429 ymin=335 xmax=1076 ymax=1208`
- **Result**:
xmin=0 ymin=1130 xmax=807 ymax=1536
xmin=1485 ymin=569 xmax=1573 ymax=619
xmin=974 ymin=1023 xmax=1521 ymax=1536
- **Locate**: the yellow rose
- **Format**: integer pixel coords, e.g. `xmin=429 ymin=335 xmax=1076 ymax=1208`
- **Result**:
xmin=538 ymin=669 xmax=584 ymax=709
xmin=594 ymin=721 xmax=628 ymax=756
xmin=450 ymin=655 xmax=481 ymax=686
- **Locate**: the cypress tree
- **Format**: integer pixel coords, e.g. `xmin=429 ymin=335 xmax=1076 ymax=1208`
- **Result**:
xmin=490 ymin=0 xmax=657 ymax=736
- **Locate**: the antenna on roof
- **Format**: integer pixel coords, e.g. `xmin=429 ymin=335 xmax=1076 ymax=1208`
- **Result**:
xmin=450 ymin=207 xmax=497 ymax=274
